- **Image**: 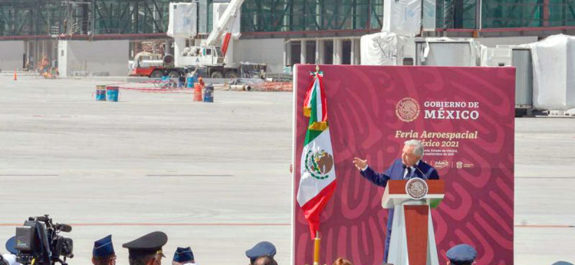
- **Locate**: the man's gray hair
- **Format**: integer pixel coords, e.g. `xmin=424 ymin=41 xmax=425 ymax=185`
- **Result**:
xmin=404 ymin=139 xmax=424 ymax=157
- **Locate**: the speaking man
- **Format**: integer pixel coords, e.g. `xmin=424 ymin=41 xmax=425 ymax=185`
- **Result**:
xmin=352 ymin=139 xmax=440 ymax=263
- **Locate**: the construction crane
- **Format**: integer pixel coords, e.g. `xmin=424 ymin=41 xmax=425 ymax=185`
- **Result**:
xmin=130 ymin=0 xmax=261 ymax=79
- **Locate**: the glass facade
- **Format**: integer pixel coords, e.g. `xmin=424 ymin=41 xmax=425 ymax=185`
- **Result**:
xmin=240 ymin=0 xmax=384 ymax=32
xmin=0 ymin=0 xmax=195 ymax=36
xmin=0 ymin=0 xmax=574 ymax=37
xmin=436 ymin=0 xmax=575 ymax=29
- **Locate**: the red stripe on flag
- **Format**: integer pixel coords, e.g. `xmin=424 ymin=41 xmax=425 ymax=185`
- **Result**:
xmin=303 ymin=76 xmax=316 ymax=112
xmin=300 ymin=180 xmax=337 ymax=239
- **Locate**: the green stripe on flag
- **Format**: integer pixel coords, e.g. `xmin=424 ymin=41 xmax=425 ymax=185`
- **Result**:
xmin=304 ymin=80 xmax=326 ymax=145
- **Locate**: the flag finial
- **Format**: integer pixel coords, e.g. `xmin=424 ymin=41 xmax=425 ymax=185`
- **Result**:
xmin=311 ymin=65 xmax=322 ymax=77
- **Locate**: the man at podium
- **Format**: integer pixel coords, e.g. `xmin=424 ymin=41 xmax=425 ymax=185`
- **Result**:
xmin=352 ymin=139 xmax=440 ymax=263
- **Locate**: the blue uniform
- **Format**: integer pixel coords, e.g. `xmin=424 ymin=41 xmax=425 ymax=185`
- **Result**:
xmin=360 ymin=158 xmax=439 ymax=263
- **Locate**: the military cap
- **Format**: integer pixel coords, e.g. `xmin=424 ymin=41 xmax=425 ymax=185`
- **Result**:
xmin=245 ymin=241 xmax=276 ymax=262
xmin=446 ymin=244 xmax=477 ymax=264
xmin=122 ymin=231 xmax=168 ymax=258
xmin=93 ymin=235 xmax=115 ymax=258
xmin=5 ymin=236 xmax=17 ymax=255
xmin=173 ymin=247 xmax=194 ymax=263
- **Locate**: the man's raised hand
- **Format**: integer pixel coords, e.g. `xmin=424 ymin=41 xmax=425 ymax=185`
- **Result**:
xmin=352 ymin=157 xmax=368 ymax=171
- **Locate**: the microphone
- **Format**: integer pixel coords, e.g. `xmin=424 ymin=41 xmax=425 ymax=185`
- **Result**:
xmin=413 ymin=163 xmax=428 ymax=179
xmin=55 ymin=224 xmax=72 ymax=232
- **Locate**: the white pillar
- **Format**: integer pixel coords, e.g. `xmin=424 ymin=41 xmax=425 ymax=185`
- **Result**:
xmin=173 ymin=37 xmax=185 ymax=67
xmin=285 ymin=40 xmax=291 ymax=66
xmin=57 ymin=40 xmax=68 ymax=77
xmin=51 ymin=39 xmax=58 ymax=67
xmin=316 ymin=39 xmax=324 ymax=64
xmin=333 ymin=39 xmax=342 ymax=65
xmin=300 ymin=40 xmax=306 ymax=64
xmin=350 ymin=39 xmax=356 ymax=65
xmin=352 ymin=38 xmax=361 ymax=65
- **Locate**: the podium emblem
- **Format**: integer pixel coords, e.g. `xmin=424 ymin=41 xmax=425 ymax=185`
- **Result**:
xmin=405 ymin=178 xmax=428 ymax=199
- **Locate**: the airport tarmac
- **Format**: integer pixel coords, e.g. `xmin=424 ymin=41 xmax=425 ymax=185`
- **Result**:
xmin=1 ymin=74 xmax=574 ymax=265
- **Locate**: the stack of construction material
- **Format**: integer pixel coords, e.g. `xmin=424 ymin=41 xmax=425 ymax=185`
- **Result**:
xmin=260 ymin=82 xmax=292 ymax=92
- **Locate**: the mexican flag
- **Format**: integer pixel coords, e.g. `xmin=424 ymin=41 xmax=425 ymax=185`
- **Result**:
xmin=297 ymin=71 xmax=337 ymax=239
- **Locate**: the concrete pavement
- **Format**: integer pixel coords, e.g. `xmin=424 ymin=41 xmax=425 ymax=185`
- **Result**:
xmin=0 ymin=74 xmax=573 ymax=265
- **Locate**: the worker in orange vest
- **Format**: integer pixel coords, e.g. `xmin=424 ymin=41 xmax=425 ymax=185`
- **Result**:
xmin=194 ymin=77 xmax=204 ymax=101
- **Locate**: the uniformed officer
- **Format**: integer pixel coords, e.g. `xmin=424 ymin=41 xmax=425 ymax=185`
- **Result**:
xmin=172 ymin=247 xmax=195 ymax=265
xmin=92 ymin=235 xmax=116 ymax=265
xmin=123 ymin=231 xmax=168 ymax=265
xmin=446 ymin=244 xmax=477 ymax=265
xmin=245 ymin=241 xmax=276 ymax=265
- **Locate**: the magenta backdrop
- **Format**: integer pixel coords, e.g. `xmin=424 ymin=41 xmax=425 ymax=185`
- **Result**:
xmin=292 ymin=65 xmax=515 ymax=265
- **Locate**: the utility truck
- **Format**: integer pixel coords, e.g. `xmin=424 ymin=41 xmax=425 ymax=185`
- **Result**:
xmin=130 ymin=0 xmax=264 ymax=78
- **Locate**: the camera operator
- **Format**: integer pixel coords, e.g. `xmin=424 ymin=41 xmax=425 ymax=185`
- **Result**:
xmin=14 ymin=215 xmax=73 ymax=265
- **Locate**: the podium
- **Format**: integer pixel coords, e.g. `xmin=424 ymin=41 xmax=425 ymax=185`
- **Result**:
xmin=382 ymin=179 xmax=445 ymax=265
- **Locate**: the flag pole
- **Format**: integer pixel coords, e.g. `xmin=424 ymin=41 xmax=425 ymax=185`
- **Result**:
xmin=312 ymin=65 xmax=321 ymax=265
xmin=313 ymin=231 xmax=320 ymax=265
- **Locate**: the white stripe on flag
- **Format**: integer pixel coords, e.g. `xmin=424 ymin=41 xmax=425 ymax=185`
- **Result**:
xmin=297 ymin=128 xmax=336 ymax=207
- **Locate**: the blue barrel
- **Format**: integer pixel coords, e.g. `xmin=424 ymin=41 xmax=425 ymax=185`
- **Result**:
xmin=96 ymin=85 xmax=106 ymax=101
xmin=203 ymin=85 xmax=214 ymax=103
xmin=106 ymin=86 xmax=119 ymax=102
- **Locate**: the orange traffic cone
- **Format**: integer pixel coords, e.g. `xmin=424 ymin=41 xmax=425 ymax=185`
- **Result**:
xmin=13 ymin=69 xmax=17 ymax=81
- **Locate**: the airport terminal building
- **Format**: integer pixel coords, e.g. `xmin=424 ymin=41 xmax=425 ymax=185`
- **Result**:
xmin=0 ymin=0 xmax=574 ymax=75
